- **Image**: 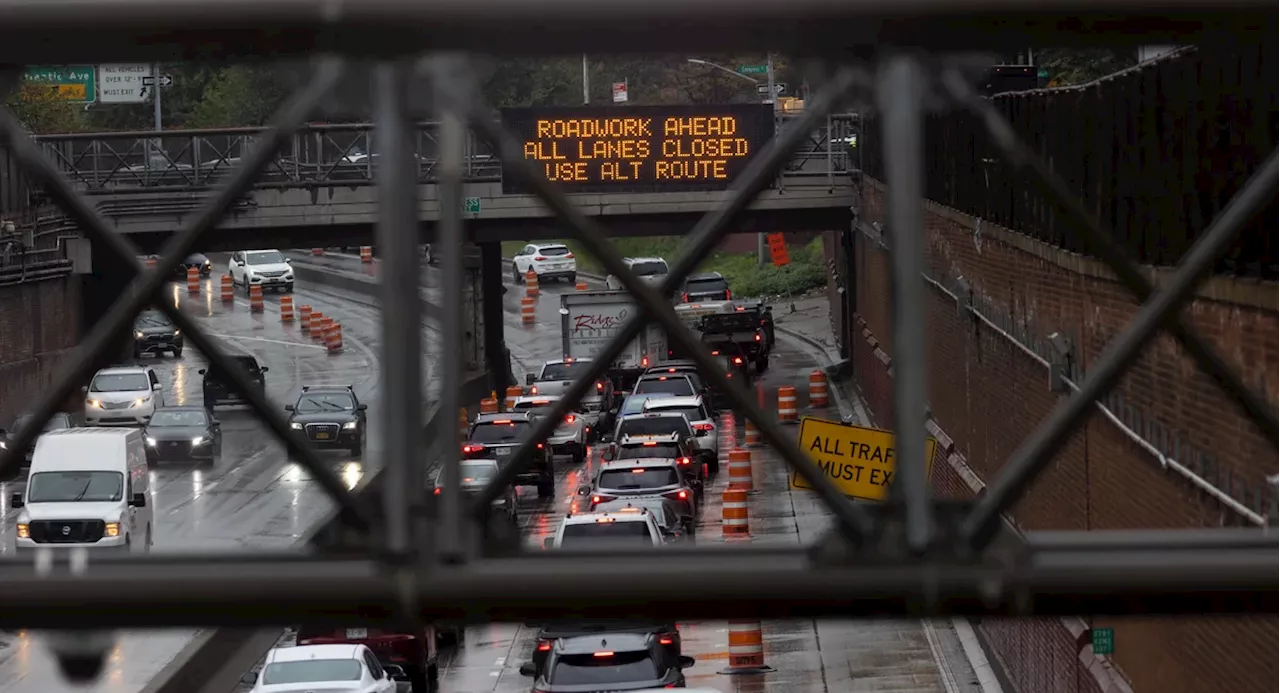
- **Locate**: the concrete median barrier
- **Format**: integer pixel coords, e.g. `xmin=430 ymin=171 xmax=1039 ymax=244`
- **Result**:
xmin=142 ymin=370 xmax=492 ymax=693
xmin=288 ymin=260 xmax=446 ymax=322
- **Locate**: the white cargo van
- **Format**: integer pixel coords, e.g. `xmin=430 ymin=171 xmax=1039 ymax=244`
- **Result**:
xmin=12 ymin=428 xmax=153 ymax=554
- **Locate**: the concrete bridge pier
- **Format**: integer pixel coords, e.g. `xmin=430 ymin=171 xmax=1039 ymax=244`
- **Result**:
xmin=480 ymin=241 xmax=514 ymax=393
xmin=81 ymin=240 xmax=136 ymax=371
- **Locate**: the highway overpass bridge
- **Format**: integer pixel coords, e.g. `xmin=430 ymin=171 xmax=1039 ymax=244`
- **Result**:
xmin=34 ymin=112 xmax=859 ymax=253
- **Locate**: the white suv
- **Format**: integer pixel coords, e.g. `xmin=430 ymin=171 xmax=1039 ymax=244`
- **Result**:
xmin=544 ymin=510 xmax=664 ymax=550
xmin=641 ymin=395 xmax=718 ymax=468
xmin=229 ymin=249 xmax=294 ymax=293
xmin=512 ymin=243 xmax=576 ymax=284
xmin=84 ymin=366 xmax=165 ymax=426
xmin=606 ymin=256 xmax=669 ymax=290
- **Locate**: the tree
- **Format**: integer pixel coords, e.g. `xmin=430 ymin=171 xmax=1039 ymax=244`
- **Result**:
xmin=1037 ymin=48 xmax=1138 ymax=86
xmin=3 ymin=83 xmax=89 ymax=134
xmin=186 ymin=65 xmax=291 ymax=128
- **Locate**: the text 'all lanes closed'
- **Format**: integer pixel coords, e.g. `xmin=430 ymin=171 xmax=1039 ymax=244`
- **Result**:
xmin=500 ymin=104 xmax=775 ymax=194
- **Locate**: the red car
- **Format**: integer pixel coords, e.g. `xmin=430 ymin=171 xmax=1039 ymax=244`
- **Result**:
xmin=296 ymin=625 xmax=440 ymax=692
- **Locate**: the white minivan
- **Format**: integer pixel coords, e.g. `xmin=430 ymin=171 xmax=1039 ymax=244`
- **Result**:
xmin=12 ymin=428 xmax=153 ymax=555
xmin=84 ymin=365 xmax=165 ymax=426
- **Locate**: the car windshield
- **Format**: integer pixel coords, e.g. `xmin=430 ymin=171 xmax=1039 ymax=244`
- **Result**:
xmin=539 ymin=361 xmax=591 ymax=380
xmin=89 ymin=373 xmax=150 ymax=392
xmin=184 ymin=254 xmax=207 ymax=264
xmin=617 ymin=443 xmax=682 ymax=460
xmin=559 ymin=522 xmax=655 ymax=547
xmin=548 ymin=651 xmax=660 ymax=685
xmin=598 ymin=466 xmax=680 ymax=489
xmin=538 ymin=246 xmax=570 ymax=257
xmin=261 ymin=659 xmax=362 ymax=685
xmin=645 ymin=405 xmax=706 ymax=423
xmin=295 ymin=393 xmax=355 ymax=413
xmin=631 ymin=261 xmax=668 ymax=277
xmin=634 ymin=377 xmax=694 ymax=396
xmin=245 ymin=250 xmax=286 ymax=265
xmin=618 ymin=416 xmax=691 ymax=438
xmin=470 ymin=421 xmax=529 ymax=443
xmin=686 ymin=277 xmax=729 ymax=294
xmin=27 ymin=471 xmax=124 ymax=503
xmin=134 ymin=312 xmax=172 ymax=329
xmin=150 ymin=410 xmax=208 ymax=427
xmin=12 ymin=414 xmax=70 ymax=434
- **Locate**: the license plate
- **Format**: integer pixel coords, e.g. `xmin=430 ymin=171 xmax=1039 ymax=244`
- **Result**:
xmin=315 ymin=433 xmax=330 ymax=440
xmin=346 ymin=627 xmax=367 ymax=640
xmin=495 ymin=448 xmax=510 ymax=456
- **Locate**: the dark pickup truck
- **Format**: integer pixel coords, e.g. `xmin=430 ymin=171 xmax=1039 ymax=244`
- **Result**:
xmin=699 ymin=307 xmax=773 ymax=373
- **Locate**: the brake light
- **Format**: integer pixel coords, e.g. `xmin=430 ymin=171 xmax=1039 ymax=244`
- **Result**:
xmin=462 ymin=444 xmax=485 ymax=454
xmin=596 ymin=381 xmax=604 ymax=391
xmin=564 ymin=252 xmax=575 ymax=259
xmin=530 ymin=385 xmax=538 ymax=394
xmin=711 ymin=350 xmax=720 ymax=356
xmin=677 ymin=490 xmax=688 ymax=500
xmin=693 ymin=423 xmax=714 ymax=432
xmin=536 ymin=442 xmax=544 ymax=449
xmin=591 ymin=495 xmax=604 ymax=504
xmin=733 ymin=357 xmax=744 ymax=365
xmin=493 ymin=419 xmax=512 ymax=424
xmin=755 ymin=332 xmax=762 ymax=342
xmin=677 ymin=457 xmax=691 ymax=465
xmin=658 ymin=376 xmax=668 ymax=381
xmin=682 ymin=293 xmax=689 ymax=302
xmin=534 ymin=255 xmax=547 ymax=261
xmin=593 ymin=651 xmax=614 ymax=658
xmin=593 ymin=516 xmax=614 ymax=523
xmin=631 ymin=468 xmax=646 ymax=473
xmin=736 ymin=305 xmax=746 ymax=311
xmin=725 ymin=290 xmax=732 ymax=299
xmin=666 ymin=368 xmax=677 ymax=373
xmin=642 ymin=441 xmax=658 ymax=447
xmin=659 ymin=636 xmax=675 ymax=645
xmin=433 ymin=487 xmax=441 ymax=495
xmin=564 ymin=414 xmax=576 ymax=424
xmin=642 ymin=356 xmax=649 ymax=367
xmin=537 ymin=640 xmax=552 ymax=651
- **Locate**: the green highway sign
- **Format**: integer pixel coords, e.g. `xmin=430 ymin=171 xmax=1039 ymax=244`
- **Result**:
xmin=1037 ymin=69 xmax=1050 ymax=78
xmin=738 ymin=65 xmax=768 ymax=74
xmin=22 ymin=65 xmax=96 ymax=103
xmin=1090 ymin=627 xmax=1115 ymax=655
xmin=464 ymin=197 xmax=482 ymax=214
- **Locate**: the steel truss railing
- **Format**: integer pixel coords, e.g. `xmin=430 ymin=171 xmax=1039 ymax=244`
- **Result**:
xmin=30 ymin=114 xmax=854 ymax=193
xmin=0 ymin=43 xmax=1276 ymax=638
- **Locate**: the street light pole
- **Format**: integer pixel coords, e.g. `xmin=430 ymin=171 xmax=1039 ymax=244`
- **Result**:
xmin=582 ymin=54 xmax=589 ymax=105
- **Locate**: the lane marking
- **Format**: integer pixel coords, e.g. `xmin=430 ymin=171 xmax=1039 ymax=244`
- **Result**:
xmin=204 ymin=332 xmax=327 ymax=350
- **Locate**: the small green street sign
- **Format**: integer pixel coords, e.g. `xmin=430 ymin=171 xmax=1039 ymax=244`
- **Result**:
xmin=738 ymin=65 xmax=768 ymax=75
xmin=22 ymin=65 xmax=96 ymax=103
xmin=1037 ymin=69 xmax=1050 ymax=78
xmin=464 ymin=197 xmax=482 ymax=214
xmin=1090 ymin=627 xmax=1115 ymax=655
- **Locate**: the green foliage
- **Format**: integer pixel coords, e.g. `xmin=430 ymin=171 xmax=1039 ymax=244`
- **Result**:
xmin=4 ymin=83 xmax=89 ymax=134
xmin=1038 ymin=48 xmax=1138 ymax=86
xmin=186 ymin=66 xmax=291 ymax=128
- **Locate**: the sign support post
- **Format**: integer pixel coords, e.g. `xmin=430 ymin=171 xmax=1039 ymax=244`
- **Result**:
xmin=152 ymin=62 xmax=162 ymax=132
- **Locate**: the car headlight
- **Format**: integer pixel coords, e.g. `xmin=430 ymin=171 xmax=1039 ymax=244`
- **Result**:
xmin=191 ymin=436 xmax=208 ymax=445
xmin=87 ymin=399 xmax=103 ymax=408
xmin=104 ymin=522 xmax=120 ymax=538
xmin=16 ymin=523 xmax=28 ymax=539
xmin=131 ymin=397 xmax=149 ymax=408
xmin=173 ymin=329 xmax=180 ymax=336
xmin=134 ymin=330 xmax=144 ymax=339
xmin=342 ymin=421 xmax=358 ymax=430
xmin=146 ymin=437 xmax=157 ymax=446
xmin=290 ymin=422 xmax=303 ymax=430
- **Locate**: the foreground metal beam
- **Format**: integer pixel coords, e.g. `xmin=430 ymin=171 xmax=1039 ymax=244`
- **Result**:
xmin=960 ymin=150 xmax=1280 ymax=551
xmin=0 ymin=0 xmax=1270 ymax=65
xmin=940 ymin=68 xmax=1280 ymax=450
xmin=0 ymin=543 xmax=1270 ymax=627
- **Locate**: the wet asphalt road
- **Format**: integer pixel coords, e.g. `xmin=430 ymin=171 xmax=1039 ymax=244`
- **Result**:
xmin=285 ymin=251 xmax=979 ymax=693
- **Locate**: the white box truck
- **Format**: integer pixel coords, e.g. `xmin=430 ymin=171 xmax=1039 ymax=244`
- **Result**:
xmin=561 ymin=290 xmax=667 ymax=397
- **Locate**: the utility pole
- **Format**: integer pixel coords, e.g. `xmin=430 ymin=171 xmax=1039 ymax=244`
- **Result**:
xmin=152 ymin=63 xmax=162 ymax=132
xmin=758 ymin=52 xmax=777 ymax=267
xmin=582 ymin=54 xmax=589 ymax=105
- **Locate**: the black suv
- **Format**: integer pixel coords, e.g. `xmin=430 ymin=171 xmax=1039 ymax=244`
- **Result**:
xmin=0 ymin=412 xmax=80 ymax=477
xmin=177 ymin=252 xmax=212 ymax=277
xmin=200 ymin=355 xmax=268 ymax=408
xmin=285 ymin=385 xmax=368 ymax=457
xmin=133 ymin=310 xmax=184 ymax=358
xmin=520 ymin=631 xmax=694 ymax=691
xmin=463 ymin=412 xmax=554 ymax=498
xmin=680 ymin=271 xmax=731 ymax=303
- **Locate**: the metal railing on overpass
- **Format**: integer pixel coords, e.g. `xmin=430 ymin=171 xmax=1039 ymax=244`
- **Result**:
xmin=31 ymin=115 xmax=857 ymax=193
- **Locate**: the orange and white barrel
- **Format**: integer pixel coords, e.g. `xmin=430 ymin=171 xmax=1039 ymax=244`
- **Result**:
xmin=505 ymin=386 xmax=524 ymax=410
xmin=324 ymin=322 xmax=343 ymax=352
xmin=248 ymin=284 xmax=264 ymax=312
xmin=575 ymin=280 xmax=589 ymax=291
xmin=280 ymin=295 xmax=295 ymax=322
xmin=317 ymin=316 xmax=334 ymax=342
xmin=186 ymin=266 xmax=200 ymax=294
xmin=311 ymin=248 xmax=324 ymax=256
xmin=359 ymin=246 xmax=373 ymax=263
xmin=721 ymin=620 xmax=772 ymax=674
xmin=525 ymin=269 xmax=539 ymax=298
xmin=298 ymin=305 xmax=313 ymax=332
xmin=480 ymin=396 xmax=499 ymax=414
xmin=520 ymin=296 xmax=536 ymax=325
xmin=727 ymin=448 xmax=753 ymax=491
xmin=721 ymin=487 xmax=749 ymax=539
xmin=777 ymin=386 xmax=798 ymax=423
xmin=310 ymin=312 xmax=326 ymax=339
xmin=744 ymin=418 xmax=762 ymax=448
xmin=808 ymin=369 xmax=829 ymax=408
xmin=220 ymin=274 xmax=234 ymax=303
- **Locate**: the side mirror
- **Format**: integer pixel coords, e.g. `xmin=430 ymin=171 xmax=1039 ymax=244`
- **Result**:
xmin=519 ymin=662 xmax=538 ymax=677
xmin=678 ymin=655 xmax=696 ymax=668
xmin=129 ymin=492 xmax=147 ymax=508
xmin=525 ymin=373 xmax=535 ymax=386
xmin=576 ymin=484 xmax=591 ymax=496
xmin=284 ymin=258 xmax=292 ymax=264
xmin=80 ymin=385 xmax=88 ymax=393
xmin=258 ymin=366 xmax=269 ymax=373
xmin=10 ymin=493 xmax=22 ymax=508
xmin=152 ymin=382 xmax=163 ymax=391
xmin=383 ymin=664 xmax=407 ymax=680
xmin=197 ymin=369 xmax=206 ymax=375
xmin=240 ymin=672 xmax=257 ymax=685
xmin=284 ymin=404 xmax=294 ymax=411
xmin=210 ymin=421 xmax=221 ymax=430
xmin=357 ymin=404 xmax=368 ymax=411
xmin=541 ymin=537 xmax=555 ymax=551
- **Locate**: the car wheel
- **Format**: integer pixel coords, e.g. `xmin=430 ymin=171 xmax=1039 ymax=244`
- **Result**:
xmin=537 ymin=479 xmax=554 ymax=499
xmin=408 ymin=665 xmax=429 ymax=693
xmin=350 ymin=438 xmax=363 ymax=457
xmin=572 ymin=444 xmax=586 ymax=465
xmin=172 ymin=346 xmax=183 ymax=358
xmin=513 ymin=265 xmax=522 ymax=284
xmin=285 ymin=283 xmax=294 ymax=293
xmin=568 ymin=273 xmax=577 ymax=285
xmin=707 ymin=458 xmax=720 ymax=475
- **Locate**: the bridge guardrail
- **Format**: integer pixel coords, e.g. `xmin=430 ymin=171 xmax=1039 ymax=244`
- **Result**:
xmin=32 ymin=115 xmax=856 ymax=193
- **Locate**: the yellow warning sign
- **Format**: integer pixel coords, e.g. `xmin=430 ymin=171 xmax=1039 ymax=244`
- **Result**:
xmin=790 ymin=416 xmax=937 ymax=501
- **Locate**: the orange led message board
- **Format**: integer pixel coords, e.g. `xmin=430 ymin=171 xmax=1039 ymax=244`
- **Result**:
xmin=500 ymin=104 xmax=776 ymax=194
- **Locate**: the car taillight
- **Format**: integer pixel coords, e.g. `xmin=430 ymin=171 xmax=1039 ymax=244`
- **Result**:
xmin=666 ymin=489 xmax=688 ymax=501
xmin=733 ymin=356 xmax=744 ymax=365
xmin=725 ymin=289 xmax=732 ymax=299
xmin=534 ymin=255 xmax=547 ymax=261
xmin=755 ymin=332 xmax=762 ymax=342
xmin=682 ymin=292 xmax=689 ymax=302
xmin=593 ymin=651 xmax=614 ymax=658
xmin=530 ymin=385 xmax=538 ymax=394
xmin=564 ymin=252 xmax=574 ymax=259
xmin=564 ymin=414 xmax=576 ymax=424
xmin=536 ymin=442 xmax=544 ymax=449
xmin=658 ymin=635 xmax=675 ymax=646
xmin=433 ymin=487 xmax=441 ymax=495
xmin=693 ymin=423 xmax=714 ymax=432
xmin=641 ymin=356 xmax=649 ymax=367
xmin=462 ymin=444 xmax=484 ymax=454
xmin=595 ymin=381 xmax=604 ymax=391
xmin=591 ymin=494 xmax=612 ymax=505
xmin=537 ymin=639 xmax=552 ymax=651
xmin=677 ymin=457 xmax=691 ymax=465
